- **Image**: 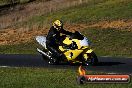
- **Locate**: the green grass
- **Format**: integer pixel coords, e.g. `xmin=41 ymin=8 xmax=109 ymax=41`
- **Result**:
xmin=0 ymin=0 xmax=131 ymax=57
xmin=0 ymin=42 xmax=38 ymax=54
xmin=18 ymin=0 xmax=132 ymax=28
xmin=83 ymin=28 xmax=132 ymax=57
xmin=0 ymin=28 xmax=131 ymax=57
xmin=0 ymin=0 xmax=9 ymax=6
xmin=0 ymin=0 xmax=132 ymax=88
xmin=0 ymin=67 xmax=131 ymax=88
xmin=0 ymin=0 xmax=132 ymax=57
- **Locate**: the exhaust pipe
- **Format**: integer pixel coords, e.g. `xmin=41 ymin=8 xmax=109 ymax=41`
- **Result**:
xmin=37 ymin=48 xmax=51 ymax=59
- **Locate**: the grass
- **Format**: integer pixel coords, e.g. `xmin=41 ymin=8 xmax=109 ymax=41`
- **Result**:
xmin=0 ymin=0 xmax=131 ymax=57
xmin=0 ymin=0 xmax=93 ymax=29
xmin=0 ymin=0 xmax=132 ymax=88
xmin=1 ymin=0 xmax=132 ymax=29
xmin=0 ymin=42 xmax=38 ymax=54
xmin=0 ymin=67 xmax=131 ymax=88
xmin=20 ymin=0 xmax=132 ymax=28
xmin=0 ymin=28 xmax=131 ymax=58
xmin=82 ymin=28 xmax=132 ymax=57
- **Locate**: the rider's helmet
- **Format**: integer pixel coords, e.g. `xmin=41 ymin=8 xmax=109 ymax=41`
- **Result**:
xmin=53 ymin=20 xmax=63 ymax=31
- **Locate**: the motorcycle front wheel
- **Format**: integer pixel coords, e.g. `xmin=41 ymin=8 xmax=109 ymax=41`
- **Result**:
xmin=84 ymin=52 xmax=98 ymax=66
xmin=89 ymin=52 xmax=98 ymax=65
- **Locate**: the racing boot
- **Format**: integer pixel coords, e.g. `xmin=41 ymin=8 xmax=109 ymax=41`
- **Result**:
xmin=59 ymin=53 xmax=66 ymax=61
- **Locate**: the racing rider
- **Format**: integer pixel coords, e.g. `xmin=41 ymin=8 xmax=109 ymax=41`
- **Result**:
xmin=46 ymin=20 xmax=72 ymax=60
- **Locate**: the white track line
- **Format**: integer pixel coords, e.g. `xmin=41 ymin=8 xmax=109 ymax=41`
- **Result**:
xmin=0 ymin=66 xmax=10 ymax=68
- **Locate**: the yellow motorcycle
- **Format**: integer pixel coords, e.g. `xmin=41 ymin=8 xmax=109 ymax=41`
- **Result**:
xmin=36 ymin=31 xmax=98 ymax=65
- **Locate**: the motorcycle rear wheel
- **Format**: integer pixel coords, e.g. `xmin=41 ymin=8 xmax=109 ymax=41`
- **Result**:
xmin=48 ymin=56 xmax=60 ymax=65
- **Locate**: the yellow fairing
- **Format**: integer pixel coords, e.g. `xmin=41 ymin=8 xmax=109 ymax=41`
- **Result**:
xmin=59 ymin=46 xmax=65 ymax=52
xmin=86 ymin=49 xmax=93 ymax=53
xmin=64 ymin=50 xmax=83 ymax=61
xmin=59 ymin=36 xmax=92 ymax=62
xmin=63 ymin=37 xmax=81 ymax=49
xmin=72 ymin=39 xmax=81 ymax=49
xmin=83 ymin=54 xmax=88 ymax=60
xmin=63 ymin=37 xmax=72 ymax=45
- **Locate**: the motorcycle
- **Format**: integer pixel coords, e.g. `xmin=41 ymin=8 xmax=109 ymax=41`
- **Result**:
xmin=35 ymin=31 xmax=98 ymax=65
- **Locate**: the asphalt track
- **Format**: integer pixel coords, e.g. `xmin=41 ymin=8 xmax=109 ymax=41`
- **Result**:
xmin=0 ymin=54 xmax=132 ymax=74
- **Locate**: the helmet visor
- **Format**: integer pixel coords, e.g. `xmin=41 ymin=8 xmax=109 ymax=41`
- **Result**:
xmin=56 ymin=25 xmax=62 ymax=30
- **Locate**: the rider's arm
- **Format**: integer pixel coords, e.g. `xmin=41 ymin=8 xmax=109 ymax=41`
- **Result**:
xmin=46 ymin=26 xmax=60 ymax=44
xmin=60 ymin=29 xmax=73 ymax=35
xmin=46 ymin=27 xmax=54 ymax=42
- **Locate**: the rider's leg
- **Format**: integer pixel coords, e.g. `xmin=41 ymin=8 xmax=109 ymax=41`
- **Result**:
xmin=46 ymin=45 xmax=62 ymax=59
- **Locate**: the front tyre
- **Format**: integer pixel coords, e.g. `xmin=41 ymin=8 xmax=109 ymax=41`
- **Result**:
xmin=90 ymin=52 xmax=98 ymax=65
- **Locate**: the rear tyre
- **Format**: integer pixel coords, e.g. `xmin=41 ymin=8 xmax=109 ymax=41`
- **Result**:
xmin=48 ymin=58 xmax=56 ymax=65
xmin=48 ymin=57 xmax=60 ymax=65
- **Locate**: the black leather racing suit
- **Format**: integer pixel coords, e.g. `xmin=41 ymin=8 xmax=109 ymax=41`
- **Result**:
xmin=46 ymin=26 xmax=72 ymax=59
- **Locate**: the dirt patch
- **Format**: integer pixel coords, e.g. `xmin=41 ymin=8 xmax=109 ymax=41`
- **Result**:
xmin=90 ymin=20 xmax=132 ymax=31
xmin=0 ymin=27 xmax=47 ymax=45
xmin=0 ymin=23 xmax=88 ymax=45
xmin=0 ymin=20 xmax=132 ymax=45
